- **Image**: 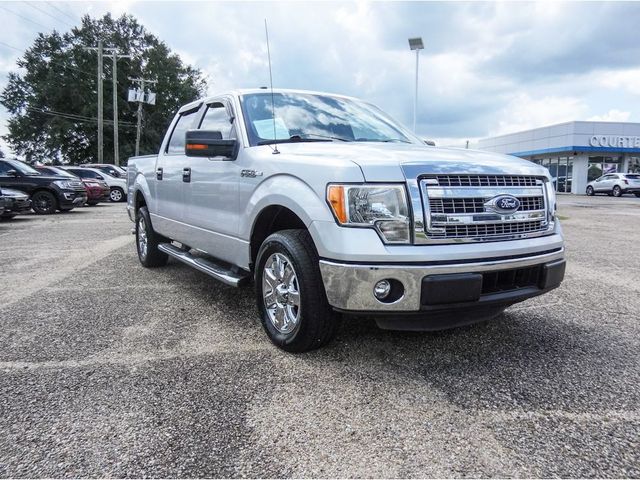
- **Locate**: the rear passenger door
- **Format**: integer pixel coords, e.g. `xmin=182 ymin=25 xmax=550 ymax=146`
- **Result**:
xmin=154 ymin=107 xmax=200 ymax=242
xmin=183 ymin=99 xmax=241 ymax=263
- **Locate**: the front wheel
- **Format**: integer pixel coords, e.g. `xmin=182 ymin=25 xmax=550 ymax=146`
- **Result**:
xmin=586 ymin=186 xmax=594 ymax=196
xmin=136 ymin=206 xmax=169 ymax=268
xmin=255 ymin=229 xmax=340 ymax=352
xmin=613 ymin=185 xmax=622 ymax=197
xmin=31 ymin=191 xmax=58 ymax=215
xmin=110 ymin=187 xmax=125 ymax=202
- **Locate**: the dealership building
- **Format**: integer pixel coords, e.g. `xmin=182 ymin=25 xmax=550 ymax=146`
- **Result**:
xmin=477 ymin=121 xmax=640 ymax=194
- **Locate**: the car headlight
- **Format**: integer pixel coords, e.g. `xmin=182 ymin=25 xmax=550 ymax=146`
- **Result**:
xmin=327 ymin=184 xmax=410 ymax=244
xmin=53 ymin=180 xmax=75 ymax=189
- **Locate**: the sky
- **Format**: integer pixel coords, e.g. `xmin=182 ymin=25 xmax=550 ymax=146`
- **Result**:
xmin=1 ymin=0 xmax=640 ymax=156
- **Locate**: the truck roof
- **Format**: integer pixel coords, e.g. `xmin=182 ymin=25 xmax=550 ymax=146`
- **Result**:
xmin=178 ymin=88 xmax=361 ymax=113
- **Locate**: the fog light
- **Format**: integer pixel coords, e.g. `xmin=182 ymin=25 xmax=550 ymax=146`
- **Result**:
xmin=373 ymin=280 xmax=391 ymax=300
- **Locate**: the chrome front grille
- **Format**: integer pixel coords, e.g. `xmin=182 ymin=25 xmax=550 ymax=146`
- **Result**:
xmin=429 ymin=220 xmax=546 ymax=239
xmin=430 ymin=196 xmax=544 ymax=214
xmin=433 ymin=175 xmax=539 ymax=187
xmin=418 ymin=174 xmax=553 ymax=243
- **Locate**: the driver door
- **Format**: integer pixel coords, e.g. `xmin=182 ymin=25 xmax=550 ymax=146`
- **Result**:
xmin=183 ymin=99 xmax=241 ymax=263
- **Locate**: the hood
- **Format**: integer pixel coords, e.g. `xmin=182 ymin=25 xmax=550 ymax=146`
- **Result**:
xmin=268 ymin=142 xmax=548 ymax=182
xmin=0 ymin=187 xmax=29 ymax=199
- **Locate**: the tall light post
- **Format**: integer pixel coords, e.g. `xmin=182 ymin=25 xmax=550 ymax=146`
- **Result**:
xmin=408 ymin=37 xmax=424 ymax=133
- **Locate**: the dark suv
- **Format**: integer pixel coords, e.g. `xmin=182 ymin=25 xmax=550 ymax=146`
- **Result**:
xmin=0 ymin=159 xmax=87 ymax=214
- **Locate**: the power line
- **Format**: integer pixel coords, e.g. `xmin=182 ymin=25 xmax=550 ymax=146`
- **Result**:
xmin=45 ymin=2 xmax=79 ymax=25
xmin=23 ymin=1 xmax=75 ymax=28
xmin=0 ymin=40 xmax=120 ymax=82
xmin=0 ymin=4 xmax=51 ymax=31
xmin=27 ymin=107 xmax=137 ymax=128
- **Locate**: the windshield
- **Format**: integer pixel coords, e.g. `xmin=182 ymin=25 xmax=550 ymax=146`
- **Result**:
xmin=240 ymin=92 xmax=418 ymax=147
xmin=8 ymin=160 xmax=41 ymax=176
xmin=40 ymin=166 xmax=77 ymax=178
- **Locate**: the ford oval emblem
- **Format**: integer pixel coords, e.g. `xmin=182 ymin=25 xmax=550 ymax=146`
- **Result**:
xmin=491 ymin=195 xmax=521 ymax=214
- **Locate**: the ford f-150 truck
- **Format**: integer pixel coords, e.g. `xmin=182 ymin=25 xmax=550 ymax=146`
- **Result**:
xmin=127 ymin=89 xmax=565 ymax=352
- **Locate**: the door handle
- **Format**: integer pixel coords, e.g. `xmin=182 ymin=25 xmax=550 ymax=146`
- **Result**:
xmin=182 ymin=167 xmax=191 ymax=183
xmin=156 ymin=167 xmax=163 ymax=180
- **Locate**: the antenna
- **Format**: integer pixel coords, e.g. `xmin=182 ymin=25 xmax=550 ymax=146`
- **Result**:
xmin=264 ymin=19 xmax=279 ymax=154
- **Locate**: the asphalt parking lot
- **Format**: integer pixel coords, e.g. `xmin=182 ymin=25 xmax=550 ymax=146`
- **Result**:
xmin=0 ymin=196 xmax=639 ymax=478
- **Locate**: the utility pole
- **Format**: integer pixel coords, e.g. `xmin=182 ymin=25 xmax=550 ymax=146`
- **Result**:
xmin=128 ymin=77 xmax=157 ymax=156
xmin=105 ymin=49 xmax=132 ymax=166
xmin=85 ymin=40 xmax=104 ymax=163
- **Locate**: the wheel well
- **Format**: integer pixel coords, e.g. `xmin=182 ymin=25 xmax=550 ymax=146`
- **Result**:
xmin=134 ymin=190 xmax=147 ymax=212
xmin=250 ymin=206 xmax=307 ymax=269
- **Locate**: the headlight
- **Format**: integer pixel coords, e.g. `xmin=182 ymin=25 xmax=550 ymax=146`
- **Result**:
xmin=53 ymin=180 xmax=75 ymax=189
xmin=327 ymin=184 xmax=410 ymax=244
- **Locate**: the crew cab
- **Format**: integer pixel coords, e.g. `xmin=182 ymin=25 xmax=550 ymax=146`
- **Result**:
xmin=127 ymin=89 xmax=565 ymax=352
xmin=0 ymin=159 xmax=87 ymax=214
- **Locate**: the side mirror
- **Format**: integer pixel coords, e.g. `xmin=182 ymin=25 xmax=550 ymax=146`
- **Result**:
xmin=6 ymin=169 xmax=19 ymax=177
xmin=185 ymin=130 xmax=239 ymax=160
xmin=424 ymin=139 xmax=436 ymax=146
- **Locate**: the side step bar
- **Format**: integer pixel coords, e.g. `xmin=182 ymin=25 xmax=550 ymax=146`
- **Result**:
xmin=158 ymin=243 xmax=251 ymax=287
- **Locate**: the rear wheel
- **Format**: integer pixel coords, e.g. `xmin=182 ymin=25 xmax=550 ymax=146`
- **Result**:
xmin=110 ymin=187 xmax=124 ymax=202
xmin=136 ymin=206 xmax=169 ymax=268
xmin=87 ymin=201 xmax=99 ymax=206
xmin=586 ymin=186 xmax=594 ymax=196
xmin=255 ymin=229 xmax=340 ymax=352
xmin=31 ymin=191 xmax=57 ymax=215
xmin=613 ymin=185 xmax=622 ymax=197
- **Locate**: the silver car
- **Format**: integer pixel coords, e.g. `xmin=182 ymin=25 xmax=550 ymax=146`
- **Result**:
xmin=586 ymin=173 xmax=640 ymax=197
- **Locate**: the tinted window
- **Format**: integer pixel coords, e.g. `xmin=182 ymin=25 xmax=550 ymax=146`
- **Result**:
xmin=167 ymin=110 xmax=198 ymax=154
xmin=69 ymin=169 xmax=102 ymax=179
xmin=625 ymin=174 xmax=640 ymax=179
xmin=199 ymin=103 xmax=235 ymax=139
xmin=0 ymin=161 xmax=13 ymax=176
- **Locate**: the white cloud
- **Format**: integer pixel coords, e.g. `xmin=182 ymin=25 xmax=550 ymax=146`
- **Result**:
xmin=598 ymin=68 xmax=640 ymax=95
xmin=492 ymin=93 xmax=587 ymax=136
xmin=588 ymin=109 xmax=632 ymax=122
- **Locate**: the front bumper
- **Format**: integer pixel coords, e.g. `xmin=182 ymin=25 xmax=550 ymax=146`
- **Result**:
xmin=58 ymin=189 xmax=88 ymax=207
xmin=319 ymin=248 xmax=565 ymax=313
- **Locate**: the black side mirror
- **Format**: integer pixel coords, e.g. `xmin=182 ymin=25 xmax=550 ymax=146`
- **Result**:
xmin=185 ymin=130 xmax=239 ymax=160
xmin=424 ymin=139 xmax=436 ymax=146
xmin=6 ymin=169 xmax=19 ymax=177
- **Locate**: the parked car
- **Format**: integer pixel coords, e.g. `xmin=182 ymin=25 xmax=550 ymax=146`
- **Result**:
xmin=586 ymin=173 xmax=640 ymax=197
xmin=0 ymin=187 xmax=32 ymax=219
xmin=0 ymin=159 xmax=87 ymax=214
xmin=36 ymin=166 xmax=110 ymax=205
xmin=127 ymin=88 xmax=565 ymax=352
xmin=0 ymin=188 xmax=8 ymax=217
xmin=81 ymin=163 xmax=127 ymax=179
xmin=62 ymin=167 xmax=127 ymax=202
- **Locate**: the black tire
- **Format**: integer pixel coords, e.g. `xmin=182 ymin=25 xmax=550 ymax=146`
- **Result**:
xmin=110 ymin=187 xmax=125 ymax=202
xmin=1 ymin=214 xmax=17 ymax=220
xmin=613 ymin=185 xmax=622 ymax=197
xmin=87 ymin=201 xmax=99 ymax=206
xmin=586 ymin=186 xmax=594 ymax=196
xmin=136 ymin=206 xmax=169 ymax=268
xmin=635 ymin=193 xmax=640 ymax=198
xmin=255 ymin=229 xmax=340 ymax=352
xmin=31 ymin=190 xmax=58 ymax=215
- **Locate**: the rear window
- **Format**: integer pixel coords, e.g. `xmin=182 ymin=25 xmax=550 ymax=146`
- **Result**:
xmin=625 ymin=174 xmax=640 ymax=179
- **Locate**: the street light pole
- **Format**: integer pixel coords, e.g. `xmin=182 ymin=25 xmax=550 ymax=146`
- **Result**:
xmin=408 ymin=37 xmax=424 ymax=134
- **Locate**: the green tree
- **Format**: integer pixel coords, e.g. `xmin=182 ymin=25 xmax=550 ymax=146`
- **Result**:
xmin=1 ymin=13 xmax=207 ymax=164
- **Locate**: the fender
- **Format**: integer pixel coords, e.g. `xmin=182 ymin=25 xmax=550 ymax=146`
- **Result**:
xmin=242 ymin=173 xmax=335 ymax=241
xmin=132 ymin=171 xmax=155 ymax=214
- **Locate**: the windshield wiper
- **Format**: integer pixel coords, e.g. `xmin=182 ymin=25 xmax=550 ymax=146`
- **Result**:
xmin=295 ymin=133 xmax=352 ymax=142
xmin=258 ymin=137 xmax=331 ymax=146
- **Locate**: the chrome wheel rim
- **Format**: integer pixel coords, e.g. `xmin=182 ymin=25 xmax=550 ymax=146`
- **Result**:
xmin=137 ymin=217 xmax=148 ymax=259
xmin=110 ymin=189 xmax=122 ymax=202
xmin=262 ymin=253 xmax=300 ymax=334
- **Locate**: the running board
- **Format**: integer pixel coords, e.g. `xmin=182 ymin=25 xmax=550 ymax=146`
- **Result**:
xmin=158 ymin=243 xmax=250 ymax=287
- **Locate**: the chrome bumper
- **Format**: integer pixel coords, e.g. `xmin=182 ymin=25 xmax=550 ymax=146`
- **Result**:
xmin=319 ymin=248 xmax=565 ymax=312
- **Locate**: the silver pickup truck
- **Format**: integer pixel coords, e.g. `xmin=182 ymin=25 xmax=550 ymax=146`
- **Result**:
xmin=127 ymin=88 xmax=565 ymax=352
